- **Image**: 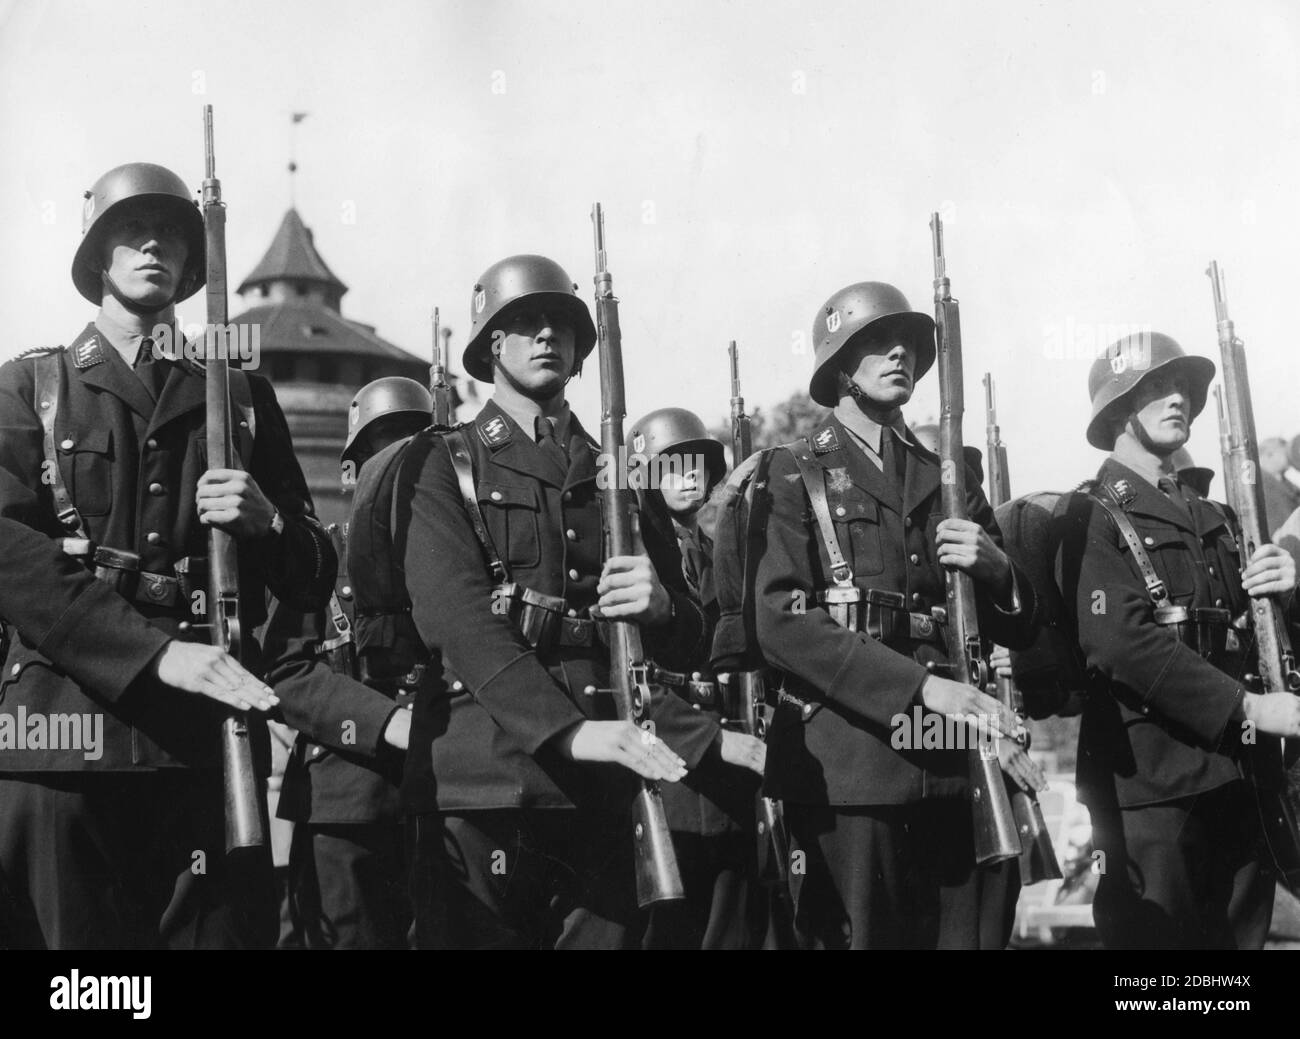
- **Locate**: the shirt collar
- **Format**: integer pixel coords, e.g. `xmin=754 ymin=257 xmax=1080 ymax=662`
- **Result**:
xmin=94 ymin=309 xmax=163 ymax=367
xmin=489 ymin=394 xmax=572 ymax=444
xmin=832 ymin=402 xmax=911 ymax=455
xmin=1109 ymin=436 xmax=1177 ymax=490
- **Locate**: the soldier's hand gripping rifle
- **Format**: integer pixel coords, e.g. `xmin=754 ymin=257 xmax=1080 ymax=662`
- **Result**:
xmin=201 ymin=106 xmax=266 ymax=855
xmin=430 ymin=306 xmax=455 ymax=431
xmin=984 ymin=374 xmax=1062 ymax=883
xmin=1208 ymin=261 xmax=1300 ymax=887
xmin=591 ymin=203 xmax=685 ymax=908
xmin=728 ymin=340 xmax=753 ymax=466
xmin=932 ymin=213 xmax=1021 ymax=866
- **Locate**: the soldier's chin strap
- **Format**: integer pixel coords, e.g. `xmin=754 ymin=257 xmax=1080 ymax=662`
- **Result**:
xmin=1125 ymin=414 xmax=1184 ymax=462
xmin=101 ymin=268 xmax=176 ymax=318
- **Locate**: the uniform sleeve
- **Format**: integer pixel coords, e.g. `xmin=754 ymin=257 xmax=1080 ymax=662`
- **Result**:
xmin=394 ymin=432 xmax=586 ymax=754
xmin=751 ymin=449 xmax=927 ymax=727
xmin=0 ymin=358 xmax=169 ymax=701
xmin=1062 ymin=496 xmax=1244 ymax=747
xmin=244 ymin=374 xmax=336 ymax=612
xmin=261 ymin=596 xmax=399 ymax=756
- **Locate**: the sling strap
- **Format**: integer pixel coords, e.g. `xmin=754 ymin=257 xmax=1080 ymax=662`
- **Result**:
xmin=443 ymin=428 xmax=508 ymax=583
xmin=1090 ymin=481 xmax=1171 ymax=608
xmin=34 ymin=352 xmax=90 ymax=542
xmin=783 ymin=439 xmax=855 ymax=588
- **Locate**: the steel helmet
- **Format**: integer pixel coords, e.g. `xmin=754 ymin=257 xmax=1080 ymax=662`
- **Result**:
xmin=341 ymin=377 xmax=432 ymax=467
xmin=71 ymin=163 xmax=205 ymax=305
xmin=1170 ymin=447 xmax=1214 ymax=498
xmin=1085 ymin=332 xmax=1215 ymax=450
xmin=461 ymin=255 xmax=596 ymax=383
xmin=628 ymin=407 xmax=727 ymax=490
xmin=809 ymin=282 xmax=935 ymax=407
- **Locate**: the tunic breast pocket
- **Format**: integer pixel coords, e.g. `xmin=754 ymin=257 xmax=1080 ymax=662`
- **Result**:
xmin=1126 ymin=521 xmax=1194 ymax=599
xmin=59 ymin=429 xmax=113 ymax=517
xmin=478 ymin=481 xmax=541 ymax=571
xmin=828 ymin=490 xmax=884 ymax=577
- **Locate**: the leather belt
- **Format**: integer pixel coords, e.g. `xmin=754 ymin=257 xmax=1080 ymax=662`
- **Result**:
xmin=59 ymin=539 xmax=200 ymax=611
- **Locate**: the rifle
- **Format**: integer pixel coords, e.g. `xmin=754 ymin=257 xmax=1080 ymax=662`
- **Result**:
xmin=983 ymin=374 xmax=1063 ymax=883
xmin=201 ymin=106 xmax=265 ymax=854
xmin=1207 ymin=262 xmax=1300 ymax=888
xmin=728 ymin=340 xmax=753 ymax=465
xmin=430 ymin=306 xmax=454 ymax=430
xmin=591 ymin=203 xmax=685 ymax=908
xmin=931 ymin=213 xmax=1020 ymax=866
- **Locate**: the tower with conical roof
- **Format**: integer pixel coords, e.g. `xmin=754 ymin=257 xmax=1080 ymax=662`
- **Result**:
xmin=232 ymin=208 xmax=427 ymax=527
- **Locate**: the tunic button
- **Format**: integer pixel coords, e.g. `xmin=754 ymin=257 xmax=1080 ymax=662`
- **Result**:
xmin=490 ymin=491 xmax=503 ymax=502
xmin=835 ymin=506 xmax=846 ymax=517
xmin=10 ymin=664 xmax=18 ymax=676
xmin=145 ymin=438 xmax=159 ymax=450
xmin=312 ymin=746 xmax=323 ymax=758
xmin=451 ymin=680 xmax=464 ymax=692
xmin=904 ymin=517 xmax=912 ymax=528
xmin=148 ymin=482 xmax=165 ymax=496
xmin=1215 ymin=598 xmax=1224 ymax=607
xmin=1208 ymin=566 xmax=1216 ymax=576
xmin=1143 ymin=536 xmax=1155 ymax=546
xmin=563 ymin=491 xmax=573 ymax=502
xmin=341 ymin=586 xmax=352 ymax=598
xmin=801 ymin=704 xmax=814 ymax=720
xmin=60 ymin=438 xmax=74 ymax=450
xmin=911 ymin=593 xmax=922 ymax=605
xmin=692 ymin=703 xmax=702 ymax=711
xmin=146 ymin=532 xmax=161 ymax=545
xmin=568 ymin=569 xmax=579 ymax=581
xmin=566 ymin=528 xmax=578 ymax=541
xmin=910 ymin=554 xmax=919 ymax=564
xmin=567 ymin=608 xmax=577 ymax=617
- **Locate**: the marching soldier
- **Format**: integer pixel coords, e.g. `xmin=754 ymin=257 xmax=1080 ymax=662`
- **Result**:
xmin=1058 ymin=333 xmax=1300 ymax=949
xmin=396 ymin=255 xmax=711 ymax=949
xmin=713 ymin=281 xmax=1039 ymax=949
xmin=0 ymin=162 xmax=333 ymax=949
xmin=627 ymin=407 xmax=766 ymax=949
xmin=265 ymin=377 xmax=432 ymax=949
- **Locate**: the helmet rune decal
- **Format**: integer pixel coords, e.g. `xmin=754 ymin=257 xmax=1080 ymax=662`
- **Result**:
xmin=825 ymin=311 xmax=841 ymax=333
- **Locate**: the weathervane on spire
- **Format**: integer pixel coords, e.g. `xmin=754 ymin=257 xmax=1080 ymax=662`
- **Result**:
xmin=289 ymin=111 xmax=308 ymax=207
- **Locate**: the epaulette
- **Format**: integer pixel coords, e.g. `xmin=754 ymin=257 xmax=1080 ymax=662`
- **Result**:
xmin=11 ymin=344 xmax=65 ymax=361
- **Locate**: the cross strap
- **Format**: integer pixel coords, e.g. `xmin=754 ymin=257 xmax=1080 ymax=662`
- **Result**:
xmin=34 ymin=352 xmax=89 ymax=541
xmin=784 ymin=439 xmax=854 ymax=587
xmin=443 ymin=428 xmax=508 ymax=583
xmin=1090 ymin=481 xmax=1171 ymax=607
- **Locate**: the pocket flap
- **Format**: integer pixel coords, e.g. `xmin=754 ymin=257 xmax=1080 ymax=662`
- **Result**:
xmin=477 ymin=481 xmax=539 ymax=509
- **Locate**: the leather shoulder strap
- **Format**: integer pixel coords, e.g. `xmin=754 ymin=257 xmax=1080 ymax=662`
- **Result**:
xmin=783 ymin=439 xmax=853 ymax=587
xmin=34 ymin=352 xmax=89 ymax=540
xmin=1090 ymin=482 xmax=1171 ymax=607
xmin=443 ymin=428 xmax=508 ymax=583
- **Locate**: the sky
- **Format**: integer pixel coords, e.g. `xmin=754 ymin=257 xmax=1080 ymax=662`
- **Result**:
xmin=1 ymin=0 xmax=1297 ymax=493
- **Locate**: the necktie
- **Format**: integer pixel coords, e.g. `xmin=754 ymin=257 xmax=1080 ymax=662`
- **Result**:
xmin=536 ymin=416 xmax=568 ymax=475
xmin=881 ymin=426 xmax=908 ymax=485
xmin=1158 ymin=475 xmax=1192 ymax=522
xmin=133 ymin=337 xmax=166 ymax=400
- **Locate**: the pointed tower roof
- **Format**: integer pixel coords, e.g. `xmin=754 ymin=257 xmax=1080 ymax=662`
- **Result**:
xmin=236 ymin=208 xmax=348 ymax=300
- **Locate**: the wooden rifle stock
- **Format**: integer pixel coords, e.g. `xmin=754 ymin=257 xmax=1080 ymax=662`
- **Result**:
xmin=1207 ymin=262 xmax=1300 ymax=889
xmin=201 ymin=106 xmax=265 ymax=854
xmin=591 ymin=204 xmax=684 ymax=907
xmin=984 ymin=374 xmax=1062 ymax=883
xmin=931 ymin=214 xmax=1020 ymax=866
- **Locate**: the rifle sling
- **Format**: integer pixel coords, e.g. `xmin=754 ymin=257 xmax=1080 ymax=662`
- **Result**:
xmin=784 ymin=440 xmax=854 ymax=587
xmin=1090 ymin=482 xmax=1172 ymax=608
xmin=34 ymin=352 xmax=90 ymax=541
xmin=443 ymin=429 xmax=508 ymax=583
